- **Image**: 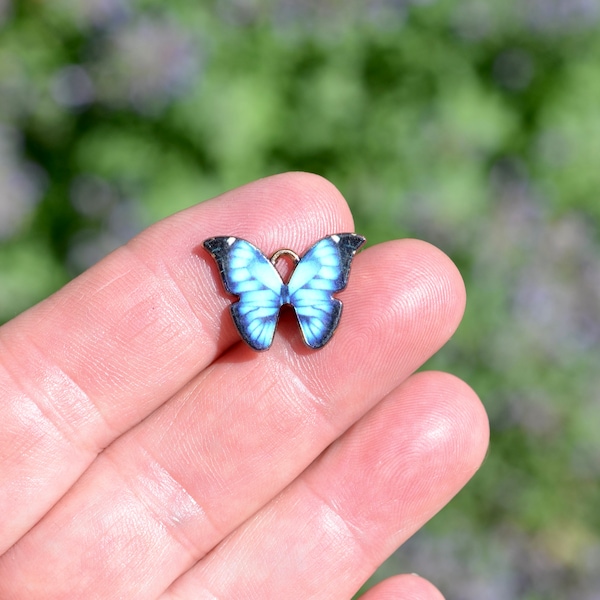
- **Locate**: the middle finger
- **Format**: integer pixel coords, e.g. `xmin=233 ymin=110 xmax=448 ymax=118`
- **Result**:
xmin=0 ymin=239 xmax=465 ymax=600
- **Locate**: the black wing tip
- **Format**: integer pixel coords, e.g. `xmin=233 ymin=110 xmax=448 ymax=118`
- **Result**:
xmin=335 ymin=233 xmax=366 ymax=253
xmin=203 ymin=236 xmax=234 ymax=256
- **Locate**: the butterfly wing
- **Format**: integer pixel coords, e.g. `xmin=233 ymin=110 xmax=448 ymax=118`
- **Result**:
xmin=288 ymin=233 xmax=365 ymax=349
xmin=203 ymin=237 xmax=284 ymax=351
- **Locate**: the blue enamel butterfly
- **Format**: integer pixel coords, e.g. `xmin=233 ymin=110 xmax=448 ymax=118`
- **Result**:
xmin=203 ymin=233 xmax=365 ymax=351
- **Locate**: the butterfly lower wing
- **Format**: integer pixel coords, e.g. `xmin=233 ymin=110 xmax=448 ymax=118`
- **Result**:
xmin=288 ymin=234 xmax=365 ymax=349
xmin=293 ymin=292 xmax=342 ymax=349
xmin=203 ymin=237 xmax=283 ymax=351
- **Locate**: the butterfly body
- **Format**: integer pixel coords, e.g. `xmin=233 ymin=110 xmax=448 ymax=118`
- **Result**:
xmin=204 ymin=233 xmax=365 ymax=351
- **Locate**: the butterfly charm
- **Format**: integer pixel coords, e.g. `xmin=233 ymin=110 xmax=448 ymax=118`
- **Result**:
xmin=203 ymin=233 xmax=365 ymax=351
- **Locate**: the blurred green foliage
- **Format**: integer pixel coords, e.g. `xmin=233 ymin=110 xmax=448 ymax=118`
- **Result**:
xmin=1 ymin=0 xmax=600 ymax=598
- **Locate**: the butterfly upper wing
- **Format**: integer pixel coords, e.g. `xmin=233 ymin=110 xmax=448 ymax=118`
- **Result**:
xmin=287 ymin=233 xmax=365 ymax=349
xmin=203 ymin=237 xmax=284 ymax=351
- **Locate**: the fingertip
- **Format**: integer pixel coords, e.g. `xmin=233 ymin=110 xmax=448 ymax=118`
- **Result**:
xmin=383 ymin=370 xmax=489 ymax=502
xmin=200 ymin=171 xmax=355 ymax=251
xmin=399 ymin=238 xmax=467 ymax=336
xmin=247 ymin=171 xmax=356 ymax=251
xmin=255 ymin=171 xmax=354 ymax=228
xmin=335 ymin=238 xmax=467 ymax=383
xmin=409 ymin=370 xmax=490 ymax=474
xmin=411 ymin=371 xmax=490 ymax=442
xmin=360 ymin=573 xmax=445 ymax=600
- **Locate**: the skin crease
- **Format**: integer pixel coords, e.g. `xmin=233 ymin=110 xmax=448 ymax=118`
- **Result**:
xmin=0 ymin=173 xmax=489 ymax=599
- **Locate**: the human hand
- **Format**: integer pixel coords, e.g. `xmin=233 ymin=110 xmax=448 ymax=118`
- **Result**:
xmin=0 ymin=173 xmax=488 ymax=599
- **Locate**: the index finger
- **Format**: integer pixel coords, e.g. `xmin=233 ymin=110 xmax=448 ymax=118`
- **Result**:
xmin=0 ymin=172 xmax=354 ymax=553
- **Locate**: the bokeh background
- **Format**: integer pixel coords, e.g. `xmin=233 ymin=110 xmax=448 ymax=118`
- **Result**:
xmin=1 ymin=1 xmax=600 ymax=598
